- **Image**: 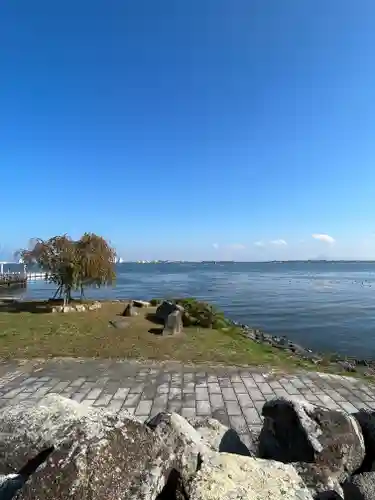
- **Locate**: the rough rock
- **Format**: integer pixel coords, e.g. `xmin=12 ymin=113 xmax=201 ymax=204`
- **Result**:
xmin=342 ymin=471 xmax=375 ymax=499
xmin=0 ymin=394 xmax=175 ymax=500
xmin=188 ymin=417 xmax=252 ymax=456
xmin=188 ymin=452 xmax=314 ymax=500
xmin=259 ymin=398 xmax=365 ymax=494
xmin=293 ymin=462 xmax=344 ymax=498
xmin=155 ymin=301 xmax=184 ymax=324
xmin=353 ymin=410 xmax=375 ymax=471
xmin=163 ymin=310 xmax=183 ymax=335
xmin=133 ymin=299 xmax=151 ymax=308
xmin=75 ymin=304 xmax=86 ymax=312
xmin=146 ymin=411 xmax=209 ymax=485
xmin=122 ymin=302 xmax=138 ymax=317
xmin=62 ymin=305 xmax=75 ymax=313
xmin=88 ymin=301 xmax=102 ymax=311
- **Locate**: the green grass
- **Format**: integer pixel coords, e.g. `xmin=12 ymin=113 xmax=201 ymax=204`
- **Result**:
xmin=0 ymin=299 xmax=367 ymax=377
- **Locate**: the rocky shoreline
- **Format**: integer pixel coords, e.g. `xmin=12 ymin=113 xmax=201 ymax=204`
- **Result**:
xmin=2 ymin=393 xmax=375 ymax=499
xmin=233 ymin=319 xmax=375 ymax=376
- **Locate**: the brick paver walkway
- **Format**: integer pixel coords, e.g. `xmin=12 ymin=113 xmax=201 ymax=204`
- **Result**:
xmin=0 ymin=359 xmax=374 ymax=448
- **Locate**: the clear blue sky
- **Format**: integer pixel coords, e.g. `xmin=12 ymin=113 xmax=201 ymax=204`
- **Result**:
xmin=1 ymin=0 xmax=375 ymax=261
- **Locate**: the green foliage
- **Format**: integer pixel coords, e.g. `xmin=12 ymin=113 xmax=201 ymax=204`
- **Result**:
xmin=174 ymin=298 xmax=232 ymax=329
xmin=19 ymin=233 xmax=116 ymax=304
xmin=149 ymin=298 xmax=162 ymax=306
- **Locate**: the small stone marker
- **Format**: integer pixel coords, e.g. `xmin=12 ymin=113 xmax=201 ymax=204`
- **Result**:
xmin=163 ymin=310 xmax=183 ymax=335
xmin=133 ymin=299 xmax=150 ymax=308
xmin=122 ymin=302 xmax=138 ymax=317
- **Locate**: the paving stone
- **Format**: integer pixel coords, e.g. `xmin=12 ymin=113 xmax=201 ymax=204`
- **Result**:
xmin=242 ymin=378 xmax=258 ymax=391
xmin=218 ymin=377 xmax=232 ymax=387
xmin=129 ymin=383 xmax=145 ymax=394
xmin=71 ymin=391 xmax=89 ymax=403
xmin=339 ymin=401 xmax=358 ymax=413
xmin=71 ymin=377 xmax=86 ymax=387
xmin=135 ymin=400 xmax=153 ymax=416
xmin=283 ymin=383 xmax=302 ymax=395
xmin=208 ymin=383 xmax=221 ymax=394
xmin=93 ymin=394 xmax=112 ymax=407
xmin=3 ymin=388 xmax=23 ymax=399
xmin=243 ymin=407 xmax=262 ymax=425
xmin=50 ymin=381 xmax=70 ymax=393
xmin=210 ymin=393 xmax=225 ymax=409
xmin=113 ymin=388 xmax=130 ymax=399
xmin=108 ymin=399 xmax=124 ymax=412
xmin=225 ymin=401 xmax=242 ymax=416
xmin=269 ymin=380 xmax=282 ymax=389
xmin=221 ymin=387 xmax=237 ymax=401
xmin=247 ymin=389 xmax=265 ymax=401
xmin=183 ymin=382 xmax=195 ymax=393
xmin=257 ymin=382 xmax=274 ymax=395
xmin=86 ymin=388 xmax=103 ymax=400
xmin=123 ymin=393 xmax=141 ymax=407
xmin=196 ymin=400 xmax=211 ymax=416
xmin=232 ymin=382 xmax=247 ymax=394
xmin=229 ymin=415 xmax=248 ymax=434
xmin=237 ymin=393 xmax=254 ymax=408
xmin=196 ymin=387 xmax=209 ymax=400
xmin=182 ymin=393 xmax=196 ymax=407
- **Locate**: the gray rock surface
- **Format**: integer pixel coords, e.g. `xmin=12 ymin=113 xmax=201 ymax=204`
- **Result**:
xmin=147 ymin=411 xmax=209 ymax=485
xmin=133 ymin=300 xmax=151 ymax=308
xmin=155 ymin=301 xmax=183 ymax=324
xmin=188 ymin=417 xmax=252 ymax=456
xmin=259 ymin=397 xmax=365 ymax=495
xmin=122 ymin=302 xmax=138 ymax=317
xmin=163 ymin=310 xmax=183 ymax=335
xmin=189 ymin=452 xmax=314 ymax=500
xmin=342 ymin=471 xmax=375 ymax=500
xmin=0 ymin=394 xmax=174 ymax=500
xmin=354 ymin=410 xmax=375 ymax=471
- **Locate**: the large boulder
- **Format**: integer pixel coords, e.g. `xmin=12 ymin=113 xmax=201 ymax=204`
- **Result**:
xmin=163 ymin=310 xmax=183 ymax=335
xmin=188 ymin=452 xmax=313 ymax=500
xmin=342 ymin=471 xmax=375 ymax=500
xmin=146 ymin=412 xmax=210 ymax=485
xmin=353 ymin=410 xmax=375 ymax=471
xmin=155 ymin=301 xmax=183 ymax=324
xmin=0 ymin=394 xmax=175 ymax=500
xmin=188 ymin=417 xmax=252 ymax=456
xmin=259 ymin=398 xmax=365 ymax=495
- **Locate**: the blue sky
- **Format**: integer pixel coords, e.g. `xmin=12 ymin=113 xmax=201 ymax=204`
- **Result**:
xmin=1 ymin=1 xmax=375 ymax=261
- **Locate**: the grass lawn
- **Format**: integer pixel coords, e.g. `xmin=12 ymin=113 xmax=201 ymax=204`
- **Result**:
xmin=0 ymin=299 xmax=359 ymax=375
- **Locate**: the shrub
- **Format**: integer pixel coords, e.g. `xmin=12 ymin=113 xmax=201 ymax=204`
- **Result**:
xmin=174 ymin=298 xmax=232 ymax=329
xmin=150 ymin=298 xmax=162 ymax=306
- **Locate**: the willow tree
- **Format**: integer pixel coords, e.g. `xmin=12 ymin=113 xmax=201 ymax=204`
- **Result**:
xmin=19 ymin=233 xmax=116 ymax=305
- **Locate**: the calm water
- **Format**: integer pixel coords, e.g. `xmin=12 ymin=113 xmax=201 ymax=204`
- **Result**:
xmin=12 ymin=262 xmax=375 ymax=358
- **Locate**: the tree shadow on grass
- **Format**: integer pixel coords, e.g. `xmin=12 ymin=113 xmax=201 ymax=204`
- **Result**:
xmin=0 ymin=300 xmax=53 ymax=314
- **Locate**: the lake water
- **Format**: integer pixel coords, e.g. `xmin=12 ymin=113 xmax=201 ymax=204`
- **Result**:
xmin=11 ymin=261 xmax=375 ymax=359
